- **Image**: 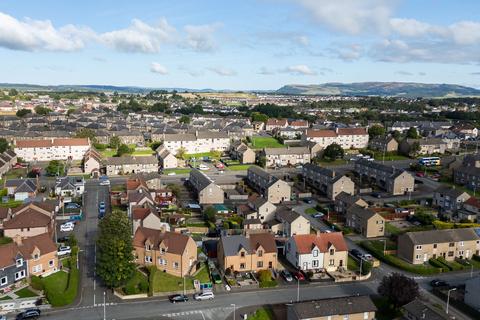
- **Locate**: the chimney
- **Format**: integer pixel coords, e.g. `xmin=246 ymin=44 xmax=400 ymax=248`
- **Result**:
xmin=13 ymin=235 xmax=23 ymax=246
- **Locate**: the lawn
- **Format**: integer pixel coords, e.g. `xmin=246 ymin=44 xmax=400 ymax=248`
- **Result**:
xmin=151 ymin=264 xmax=211 ymax=293
xmin=385 ymin=222 xmax=403 ymax=236
xmin=347 ymin=256 xmax=360 ymax=272
xmin=14 ymin=287 xmax=38 ymax=298
xmin=61 ymin=257 xmax=70 ymax=269
xmin=0 ymin=236 xmax=12 ymax=245
xmin=132 ymin=149 xmax=154 ymax=156
xmin=0 ymin=295 xmax=12 ymax=300
xmin=248 ymin=307 xmax=275 ymax=320
xmin=250 ymin=137 xmax=284 ymax=149
xmin=226 ymin=164 xmax=255 ymax=171
xmin=100 ymin=149 xmax=117 ymax=158
xmin=42 ymin=271 xmax=69 ymax=305
xmin=183 ymin=152 xmax=221 ymax=160
xmin=371 ymin=152 xmax=409 ymax=161
xmin=123 ymin=270 xmax=149 ymax=295
xmin=5 ymin=168 xmax=27 ymax=179
xmin=305 ymin=207 xmax=318 ymax=215
xmin=192 ymin=265 xmax=211 ymax=284
xmin=162 ymin=168 xmax=191 ymax=175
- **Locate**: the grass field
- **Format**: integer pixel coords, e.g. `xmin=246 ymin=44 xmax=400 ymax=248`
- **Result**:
xmin=163 ymin=168 xmax=192 ymax=175
xmin=151 ymin=264 xmax=210 ymax=293
xmin=132 ymin=149 xmax=154 ymax=156
xmin=100 ymin=149 xmax=117 ymax=158
xmin=183 ymin=152 xmax=221 ymax=160
xmin=226 ymin=164 xmax=255 ymax=171
xmin=250 ymin=137 xmax=284 ymax=149
xmin=248 ymin=307 xmax=275 ymax=320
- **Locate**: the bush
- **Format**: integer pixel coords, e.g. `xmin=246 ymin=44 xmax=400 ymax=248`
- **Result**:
xmin=429 ymin=258 xmax=446 ymax=272
xmin=361 ymin=260 xmax=372 ymax=275
xmin=259 ymin=280 xmax=278 ymax=288
xmin=257 ymin=270 xmax=272 ymax=283
xmin=30 ymin=275 xmax=44 ymax=291
xmin=473 ymin=254 xmax=480 ymax=262
xmin=148 ymin=267 xmax=157 ymax=296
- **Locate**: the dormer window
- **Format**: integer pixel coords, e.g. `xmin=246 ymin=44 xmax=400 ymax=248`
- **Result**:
xmin=160 ymin=248 xmax=166 ymax=254
xmin=257 ymin=250 xmax=263 ymax=257
xmin=145 ymin=244 xmax=152 ymax=251
xmin=240 ymin=251 xmax=245 ymax=258
xmin=16 ymin=258 xmax=23 ymax=267
xmin=33 ymin=253 xmax=39 ymax=261
xmin=313 ymin=249 xmax=318 ymax=257
xmin=329 ymin=249 xmax=335 ymax=255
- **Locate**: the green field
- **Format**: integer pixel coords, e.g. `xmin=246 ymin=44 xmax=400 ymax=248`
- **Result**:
xmin=226 ymin=164 xmax=255 ymax=171
xmin=250 ymin=137 xmax=284 ymax=149
xmin=183 ymin=152 xmax=221 ymax=160
xmin=163 ymin=168 xmax=192 ymax=175
xmin=132 ymin=149 xmax=154 ymax=156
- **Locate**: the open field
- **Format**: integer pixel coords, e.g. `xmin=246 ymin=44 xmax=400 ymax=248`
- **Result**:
xmin=250 ymin=137 xmax=284 ymax=149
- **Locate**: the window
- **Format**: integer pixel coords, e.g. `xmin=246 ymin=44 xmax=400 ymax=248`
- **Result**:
xmin=257 ymin=261 xmax=263 ymax=268
xmin=145 ymin=244 xmax=152 ymax=251
xmin=364 ymin=312 xmax=369 ymax=320
xmin=144 ymin=256 xmax=152 ymax=263
xmin=16 ymin=258 xmax=23 ymax=267
xmin=416 ymin=245 xmax=422 ymax=250
xmin=240 ymin=251 xmax=245 ymax=258
xmin=433 ymin=244 xmax=437 ymax=249
xmin=329 ymin=249 xmax=335 ymax=255
xmin=329 ymin=259 xmax=335 ymax=266
xmin=240 ymin=263 xmax=246 ymax=269
xmin=33 ymin=254 xmax=39 ymax=261
xmin=312 ymin=260 xmax=319 ymax=267
xmin=460 ymin=241 xmax=464 ymax=246
xmin=257 ymin=250 xmax=263 ymax=257
xmin=0 ymin=276 xmax=7 ymax=286
xmin=448 ymin=251 xmax=454 ymax=257
xmin=14 ymin=270 xmax=25 ymax=281
xmin=343 ymin=315 xmax=349 ymax=320
xmin=32 ymin=264 xmax=42 ymax=273
xmin=173 ymin=262 xmax=179 ymax=269
xmin=49 ymin=260 xmax=54 ymax=267
xmin=313 ymin=250 xmax=318 ymax=257
xmin=449 ymin=242 xmax=455 ymax=247
xmin=160 ymin=248 xmax=166 ymax=254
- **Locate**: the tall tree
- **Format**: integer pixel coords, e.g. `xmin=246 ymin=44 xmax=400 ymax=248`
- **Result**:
xmin=179 ymin=115 xmax=191 ymax=124
xmin=0 ymin=138 xmax=9 ymax=153
xmin=323 ymin=143 xmax=344 ymax=160
xmin=45 ymin=160 xmax=65 ymax=176
xmin=116 ymin=144 xmax=132 ymax=157
xmin=368 ymin=125 xmax=386 ymax=138
xmin=76 ymin=128 xmax=97 ymax=144
xmin=378 ymin=273 xmax=419 ymax=309
xmin=176 ymin=146 xmax=187 ymax=159
xmin=406 ymin=127 xmax=420 ymax=139
xmin=96 ymin=210 xmax=135 ymax=288
xmin=16 ymin=109 xmax=32 ymax=118
xmin=34 ymin=105 xmax=52 ymax=115
xmin=109 ymin=136 xmax=122 ymax=150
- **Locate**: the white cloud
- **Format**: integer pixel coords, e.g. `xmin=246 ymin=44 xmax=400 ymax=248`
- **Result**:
xmin=389 ymin=18 xmax=435 ymax=37
xmin=395 ymin=70 xmax=413 ymax=76
xmin=0 ymin=12 xmax=93 ymax=51
xmin=294 ymin=35 xmax=309 ymax=46
xmin=100 ymin=18 xmax=175 ymax=53
xmin=150 ymin=62 xmax=168 ymax=75
xmin=281 ymin=65 xmax=317 ymax=76
xmin=449 ymin=21 xmax=480 ymax=45
xmin=183 ymin=23 xmax=221 ymax=52
xmin=295 ymin=0 xmax=395 ymax=35
xmin=258 ymin=67 xmax=276 ymax=75
xmin=207 ymin=67 xmax=236 ymax=76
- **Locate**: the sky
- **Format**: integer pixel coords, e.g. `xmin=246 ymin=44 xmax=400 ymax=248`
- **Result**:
xmin=0 ymin=0 xmax=480 ymax=90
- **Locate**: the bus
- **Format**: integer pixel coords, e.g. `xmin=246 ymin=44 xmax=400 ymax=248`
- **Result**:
xmin=418 ymin=157 xmax=441 ymax=167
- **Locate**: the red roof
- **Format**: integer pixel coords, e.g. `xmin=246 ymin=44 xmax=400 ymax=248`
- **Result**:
xmin=465 ymin=197 xmax=480 ymax=208
xmin=132 ymin=207 xmax=152 ymax=220
xmin=293 ymin=232 xmax=348 ymax=254
xmin=266 ymin=118 xmax=288 ymax=126
xmin=337 ymin=128 xmax=368 ymax=136
xmin=306 ymin=129 xmax=337 ymax=138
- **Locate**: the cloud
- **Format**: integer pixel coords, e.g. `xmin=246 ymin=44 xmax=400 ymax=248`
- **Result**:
xmin=294 ymin=0 xmax=395 ymax=35
xmin=329 ymin=43 xmax=363 ymax=61
xmin=280 ymin=65 xmax=317 ymax=76
xmin=395 ymin=70 xmax=413 ymax=76
xmin=294 ymin=35 xmax=309 ymax=46
xmin=0 ymin=12 xmax=93 ymax=51
xmin=257 ymin=67 xmax=276 ymax=75
xmin=207 ymin=67 xmax=237 ymax=76
xmin=150 ymin=62 xmax=168 ymax=75
xmin=418 ymin=72 xmax=426 ymax=76
xmin=100 ymin=18 xmax=175 ymax=53
xmin=183 ymin=23 xmax=221 ymax=52
xmin=471 ymin=72 xmax=480 ymax=76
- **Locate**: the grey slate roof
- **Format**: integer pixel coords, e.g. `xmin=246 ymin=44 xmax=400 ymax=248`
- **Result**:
xmin=106 ymin=156 xmax=158 ymax=166
xmin=434 ymin=186 xmax=469 ymax=199
xmin=275 ymin=208 xmax=301 ymax=223
xmin=263 ymin=146 xmax=309 ymax=155
xmin=402 ymin=228 xmax=480 ymax=245
xmin=289 ymin=295 xmax=376 ymax=318
xmin=402 ymin=300 xmax=448 ymax=320
xmin=220 ymin=235 xmax=250 ymax=256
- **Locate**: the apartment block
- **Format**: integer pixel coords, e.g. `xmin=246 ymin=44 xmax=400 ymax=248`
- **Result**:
xmin=261 ymin=147 xmax=311 ymax=168
xmin=14 ymin=138 xmax=91 ymax=161
xmin=160 ymin=131 xmax=230 ymax=155
xmin=303 ymin=128 xmax=369 ymax=150
xmin=105 ymin=156 xmax=158 ymax=176
xmin=345 ymin=204 xmax=385 ymax=238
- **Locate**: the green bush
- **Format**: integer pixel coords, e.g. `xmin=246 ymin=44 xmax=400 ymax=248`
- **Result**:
xmin=437 ymin=257 xmax=464 ymax=271
xmin=473 ymin=254 xmax=480 ymax=262
xmin=257 ymin=270 xmax=272 ymax=283
xmin=360 ymin=241 xmax=441 ymax=275
xmin=148 ymin=267 xmax=157 ymax=296
xmin=259 ymin=280 xmax=278 ymax=288
xmin=361 ymin=260 xmax=372 ymax=275
xmin=429 ymin=258 xmax=446 ymax=272
xmin=30 ymin=275 xmax=44 ymax=291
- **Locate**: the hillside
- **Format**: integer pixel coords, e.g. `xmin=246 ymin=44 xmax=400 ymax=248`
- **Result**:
xmin=276 ymin=82 xmax=480 ymax=97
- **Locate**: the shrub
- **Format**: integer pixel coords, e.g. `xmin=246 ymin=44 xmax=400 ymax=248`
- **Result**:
xmin=429 ymin=258 xmax=446 ymax=272
xmin=30 ymin=276 xmax=44 ymax=291
xmin=148 ymin=267 xmax=157 ymax=296
xmin=257 ymin=270 xmax=272 ymax=283
xmin=361 ymin=261 xmax=372 ymax=275
xmin=138 ymin=279 xmax=149 ymax=293
xmin=473 ymin=254 xmax=480 ymax=263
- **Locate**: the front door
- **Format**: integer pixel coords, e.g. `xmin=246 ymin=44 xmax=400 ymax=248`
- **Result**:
xmin=423 ymin=253 xmax=428 ymax=262
xmin=302 ymin=262 xmax=308 ymax=270
xmin=466 ymin=250 xmax=470 ymax=258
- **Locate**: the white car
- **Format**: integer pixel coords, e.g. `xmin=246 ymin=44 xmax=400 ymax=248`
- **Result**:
xmin=167 ymin=172 xmax=176 ymax=176
xmin=60 ymin=223 xmax=74 ymax=232
xmin=57 ymin=246 xmax=72 ymax=256
xmin=194 ymin=291 xmax=214 ymax=301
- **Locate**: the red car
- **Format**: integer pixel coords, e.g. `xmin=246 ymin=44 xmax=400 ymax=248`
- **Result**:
xmin=293 ymin=271 xmax=305 ymax=281
xmin=415 ymin=172 xmax=425 ymax=177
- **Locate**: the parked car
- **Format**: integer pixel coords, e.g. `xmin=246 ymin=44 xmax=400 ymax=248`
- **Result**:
xmin=302 ymin=197 xmax=313 ymax=204
xmin=363 ymin=254 xmax=373 ymax=261
xmin=57 ymin=236 xmax=70 ymax=243
xmin=293 ymin=271 xmax=305 ymax=281
xmin=313 ymin=213 xmax=324 ymax=218
xmin=168 ymin=294 xmax=189 ymax=303
xmin=281 ymin=270 xmax=293 ymax=282
xmin=350 ymin=249 xmax=362 ymax=259
xmin=16 ymin=308 xmax=41 ymax=320
xmin=99 ymin=177 xmax=110 ymax=186
xmin=99 ymin=201 xmax=105 ymax=209
xmin=194 ymin=291 xmax=215 ymax=301
xmin=211 ymin=271 xmax=222 ymax=284
xmin=65 ymin=203 xmax=81 ymax=209
xmin=416 ymin=172 xmax=425 ymax=177
xmin=57 ymin=246 xmax=72 ymax=256
xmin=370 ymin=192 xmax=381 ymax=198
xmin=60 ymin=223 xmax=74 ymax=232
xmin=430 ymin=279 xmax=448 ymax=287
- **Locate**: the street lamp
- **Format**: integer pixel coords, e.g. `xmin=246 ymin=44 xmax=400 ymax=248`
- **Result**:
xmin=446 ymin=287 xmax=457 ymax=314
xmin=231 ymin=303 xmax=236 ymax=320
xmin=296 ymin=278 xmax=300 ymax=302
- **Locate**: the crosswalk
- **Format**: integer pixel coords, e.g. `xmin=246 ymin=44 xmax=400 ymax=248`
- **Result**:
xmin=161 ymin=306 xmax=226 ymax=319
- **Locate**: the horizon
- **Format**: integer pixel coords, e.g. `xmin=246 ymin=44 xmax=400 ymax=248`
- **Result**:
xmin=0 ymin=1 xmax=480 ymax=90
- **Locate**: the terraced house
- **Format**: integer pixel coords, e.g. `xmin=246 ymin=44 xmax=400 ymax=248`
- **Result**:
xmin=303 ymin=127 xmax=369 ymax=150
xmin=302 ymin=164 xmax=355 ymax=200
xmin=398 ymin=228 xmax=480 ymax=264
xmin=189 ymin=169 xmax=224 ymax=204
xmin=159 ymin=131 xmax=230 ymax=155
xmin=133 ymin=227 xmax=197 ymax=277
xmin=14 ymin=138 xmax=91 ymax=161
xmin=247 ymin=166 xmax=291 ymax=204
xmin=261 ymin=146 xmax=311 ymax=168
xmin=217 ymin=233 xmax=277 ymax=273
xmin=105 ymin=155 xmax=158 ymax=175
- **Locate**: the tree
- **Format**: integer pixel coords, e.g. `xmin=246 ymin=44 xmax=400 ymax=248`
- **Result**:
xmin=409 ymin=141 xmax=421 ymax=156
xmin=179 ymin=115 xmax=190 ymax=124
xmin=45 ymin=160 xmax=65 ymax=176
xmin=109 ymin=136 xmax=122 ymax=150
xmin=368 ymin=125 xmax=385 ymax=138
xmin=8 ymin=89 xmax=18 ymax=96
xmin=167 ymin=183 xmax=181 ymax=197
xmin=116 ymin=144 xmax=132 ymax=157
xmin=150 ymin=141 xmax=161 ymax=151
xmin=258 ymin=156 xmax=266 ymax=168
xmin=176 ymin=146 xmax=186 ymax=159
xmin=75 ymin=128 xmax=97 ymax=144
xmin=251 ymin=112 xmax=268 ymax=123
xmin=378 ymin=273 xmax=419 ymax=309
xmin=67 ymin=108 xmax=76 ymax=116
xmin=204 ymin=206 xmax=216 ymax=223
xmin=149 ymin=102 xmax=169 ymax=113
xmin=0 ymin=138 xmax=9 ymax=153
xmin=323 ymin=143 xmax=344 ymax=160
xmin=391 ymin=130 xmax=401 ymax=140
xmin=210 ymin=149 xmax=222 ymax=159
xmin=34 ymin=105 xmax=52 ymax=115
xmin=16 ymin=109 xmax=31 ymax=118
xmin=96 ymin=210 xmax=135 ymax=288
xmin=406 ymin=127 xmax=419 ymax=139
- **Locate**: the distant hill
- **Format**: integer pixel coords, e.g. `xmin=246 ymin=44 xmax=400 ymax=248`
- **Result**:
xmin=276 ymin=82 xmax=480 ymax=98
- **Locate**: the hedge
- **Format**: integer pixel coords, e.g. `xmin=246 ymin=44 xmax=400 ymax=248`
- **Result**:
xmin=428 ymin=258 xmax=446 ymax=272
xmin=360 ymin=241 xmax=441 ymax=275
xmin=30 ymin=275 xmax=44 ymax=291
xmin=473 ymin=254 xmax=480 ymax=262
xmin=437 ymin=257 xmax=464 ymax=271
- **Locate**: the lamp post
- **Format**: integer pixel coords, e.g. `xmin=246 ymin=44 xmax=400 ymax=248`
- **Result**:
xmin=231 ymin=303 xmax=236 ymax=320
xmin=296 ymin=278 xmax=300 ymax=302
xmin=103 ymin=291 xmax=106 ymax=320
xmin=446 ymin=287 xmax=457 ymax=314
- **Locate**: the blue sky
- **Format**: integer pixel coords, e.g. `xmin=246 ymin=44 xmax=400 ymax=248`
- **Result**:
xmin=0 ymin=0 xmax=479 ymax=90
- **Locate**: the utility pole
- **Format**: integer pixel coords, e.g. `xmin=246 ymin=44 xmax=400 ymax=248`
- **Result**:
xmin=231 ymin=304 xmax=236 ymax=320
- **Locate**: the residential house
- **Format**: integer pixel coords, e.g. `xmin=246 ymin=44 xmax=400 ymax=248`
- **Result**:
xmin=271 ymin=208 xmax=310 ymax=237
xmin=273 ymin=127 xmax=304 ymax=140
xmin=110 ymin=131 xmax=144 ymax=145
xmin=265 ymin=118 xmax=288 ymax=131
xmin=402 ymin=300 xmax=449 ymax=320
xmin=334 ymin=192 xmax=368 ymax=215
xmin=133 ymin=227 xmax=197 ymax=277
xmin=0 ymin=150 xmax=17 ymax=177
xmin=432 ymin=186 xmax=470 ymax=212
xmin=453 ymin=158 xmax=480 ymax=191
xmin=354 ymin=159 xmax=415 ymax=195
xmin=230 ymin=141 xmax=256 ymax=164
xmin=160 ymin=131 xmax=230 ymax=155
xmin=217 ymin=233 xmax=278 ymax=273
xmin=83 ymin=148 xmax=102 ymax=176
xmin=247 ymin=166 xmax=291 ymax=204
xmin=346 ymin=204 xmax=385 ymax=238
xmin=105 ymin=156 xmax=158 ymax=176
xmin=302 ymin=164 xmax=354 ymax=200
xmin=285 ymin=232 xmax=348 ymax=272
xmin=54 ymin=176 xmax=85 ymax=197
xmin=0 ymin=243 xmax=28 ymax=289
xmin=397 ymin=228 xmax=480 ymax=264
xmin=289 ymin=120 xmax=309 ymax=129
xmin=459 ymin=197 xmax=480 ymax=222
xmin=261 ymin=147 xmax=311 ymax=168
xmin=132 ymin=205 xmax=170 ymax=234
xmin=246 ymin=197 xmax=277 ymax=222
xmin=399 ymin=138 xmax=448 ymax=155
xmin=17 ymin=233 xmax=59 ymax=277
xmin=156 ymin=145 xmax=178 ymax=169
xmin=5 ymin=178 xmax=38 ymax=201
xmin=368 ymin=136 xmax=398 ymax=152
xmin=189 ymin=169 xmax=224 ymax=204
xmin=303 ymin=128 xmax=369 ymax=150
xmin=286 ymin=295 xmax=377 ymax=320
xmin=2 ymin=202 xmax=55 ymax=238
xmin=14 ymin=138 xmax=91 ymax=161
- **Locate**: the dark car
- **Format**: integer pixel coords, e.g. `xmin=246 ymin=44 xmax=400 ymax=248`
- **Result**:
xmin=350 ymin=249 xmax=362 ymax=259
xmin=371 ymin=192 xmax=381 ymax=198
xmin=430 ymin=279 xmax=448 ymax=287
xmin=303 ymin=197 xmax=313 ymax=204
xmin=16 ymin=308 xmax=41 ymax=319
xmin=57 ymin=236 xmax=70 ymax=243
xmin=281 ymin=270 xmax=293 ymax=282
xmin=168 ymin=294 xmax=189 ymax=303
